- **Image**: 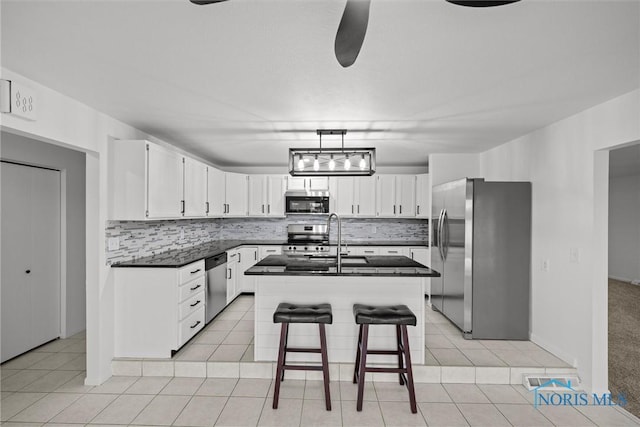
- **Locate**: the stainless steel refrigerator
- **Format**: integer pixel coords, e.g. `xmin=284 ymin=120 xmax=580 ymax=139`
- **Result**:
xmin=431 ymin=178 xmax=531 ymax=340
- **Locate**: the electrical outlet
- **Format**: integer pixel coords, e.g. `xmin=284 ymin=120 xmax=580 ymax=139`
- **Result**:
xmin=107 ymin=237 xmax=119 ymax=251
xmin=371 ymin=225 xmax=377 ymax=234
xmin=0 ymin=79 xmax=37 ymax=121
xmin=180 ymin=229 xmax=185 ymax=240
xmin=569 ymin=247 xmax=580 ymax=264
xmin=541 ymin=259 xmax=550 ymax=272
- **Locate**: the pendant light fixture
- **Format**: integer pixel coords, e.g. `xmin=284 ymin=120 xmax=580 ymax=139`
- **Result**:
xmin=289 ymin=130 xmax=376 ymax=176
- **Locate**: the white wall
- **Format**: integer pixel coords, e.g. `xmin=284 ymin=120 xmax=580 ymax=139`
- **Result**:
xmin=479 ymin=89 xmax=640 ymax=393
xmin=428 ymin=153 xmax=480 ymax=186
xmin=0 ymin=67 xmax=173 ymax=385
xmin=1 ymin=132 xmax=87 ymax=337
xmin=609 ymin=173 xmax=640 ymax=283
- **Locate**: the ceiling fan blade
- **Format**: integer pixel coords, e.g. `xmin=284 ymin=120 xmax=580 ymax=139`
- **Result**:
xmin=446 ymin=0 xmax=520 ymax=7
xmin=189 ymin=0 xmax=228 ymax=5
xmin=334 ymin=0 xmax=371 ymax=68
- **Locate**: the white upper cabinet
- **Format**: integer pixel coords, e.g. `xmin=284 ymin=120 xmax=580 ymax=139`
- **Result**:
xmin=206 ymin=167 xmax=226 ymax=216
xmin=286 ymin=176 xmax=329 ymax=191
xmin=183 ymin=157 xmax=208 ymax=217
xmin=415 ymin=173 xmax=431 ymax=218
xmin=267 ymin=175 xmax=286 ymax=216
xmin=225 ymin=172 xmax=248 ymax=216
xmin=330 ymin=177 xmax=376 ymax=216
xmin=248 ymin=175 xmax=286 ymax=216
xmin=147 ymin=143 xmax=184 ymax=218
xmin=376 ymin=175 xmax=416 ymax=217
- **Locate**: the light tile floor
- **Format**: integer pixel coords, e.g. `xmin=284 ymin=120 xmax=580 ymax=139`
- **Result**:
xmin=2 ymin=315 xmax=640 ymax=426
xmin=172 ymin=295 xmax=571 ymax=368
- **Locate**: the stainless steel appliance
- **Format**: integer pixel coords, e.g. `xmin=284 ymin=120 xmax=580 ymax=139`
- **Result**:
xmin=431 ymin=178 xmax=531 ymax=340
xmin=205 ymin=253 xmax=227 ymax=323
xmin=285 ymin=191 xmax=330 ymax=214
xmin=282 ymin=224 xmax=331 ymax=255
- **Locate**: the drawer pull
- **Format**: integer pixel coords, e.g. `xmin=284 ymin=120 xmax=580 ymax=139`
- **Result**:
xmin=190 ymin=320 xmax=201 ymax=329
xmin=388 ymin=250 xmax=398 ymax=254
xmin=190 ymin=300 xmax=201 ymax=307
xmin=190 ymin=268 xmax=201 ymax=274
xmin=190 ymin=284 xmax=201 ymax=291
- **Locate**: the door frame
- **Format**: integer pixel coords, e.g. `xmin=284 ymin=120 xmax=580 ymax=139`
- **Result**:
xmin=0 ymin=159 xmax=66 ymax=344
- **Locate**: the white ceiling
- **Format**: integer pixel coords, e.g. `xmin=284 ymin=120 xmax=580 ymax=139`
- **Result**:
xmin=2 ymin=0 xmax=639 ymax=168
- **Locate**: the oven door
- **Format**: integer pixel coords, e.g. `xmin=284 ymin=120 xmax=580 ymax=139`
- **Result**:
xmin=285 ymin=196 xmax=329 ymax=214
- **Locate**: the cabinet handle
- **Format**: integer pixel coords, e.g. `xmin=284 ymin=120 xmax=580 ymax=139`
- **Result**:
xmin=417 ymin=205 xmax=420 ymax=215
xmin=190 ymin=268 xmax=201 ymax=274
xmin=25 ymin=269 xmax=31 ymax=274
xmin=364 ymin=250 xmax=374 ymax=254
xmin=393 ymin=205 xmax=396 ymax=214
xmin=228 ymin=268 xmax=232 ymax=279
xmin=262 ymin=204 xmax=264 ymax=213
xmin=352 ymin=205 xmax=354 ymax=214
xmin=190 ymin=320 xmax=201 ymax=329
xmin=399 ymin=205 xmax=402 ymax=214
xmin=388 ymin=250 xmax=398 ymax=254
xmin=238 ymin=253 xmax=241 ymax=263
xmin=190 ymin=284 xmax=201 ymax=291
xmin=267 ymin=204 xmax=270 ymax=214
xmin=254 ymin=251 xmax=257 ymax=260
xmin=190 ymin=300 xmax=201 ymax=307
xmin=357 ymin=205 xmax=360 ymax=214
xmin=181 ymin=200 xmax=185 ymax=214
xmin=411 ymin=252 xmax=415 ymax=260
xmin=206 ymin=202 xmax=210 ymax=214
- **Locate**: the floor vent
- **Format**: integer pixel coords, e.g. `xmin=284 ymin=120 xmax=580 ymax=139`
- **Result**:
xmin=523 ymin=375 xmax=581 ymax=391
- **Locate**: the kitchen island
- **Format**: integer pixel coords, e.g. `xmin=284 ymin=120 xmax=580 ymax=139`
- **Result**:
xmin=246 ymin=255 xmax=440 ymax=364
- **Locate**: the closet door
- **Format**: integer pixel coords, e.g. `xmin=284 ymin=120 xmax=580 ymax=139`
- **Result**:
xmin=1 ymin=162 xmax=61 ymax=362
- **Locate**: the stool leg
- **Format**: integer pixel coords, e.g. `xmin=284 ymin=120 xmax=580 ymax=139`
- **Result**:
xmin=318 ymin=324 xmax=331 ymax=411
xmin=401 ymin=325 xmax=417 ymax=414
xmin=281 ymin=323 xmax=289 ymax=381
xmin=396 ymin=325 xmax=405 ymax=385
xmin=356 ymin=324 xmax=369 ymax=412
xmin=272 ymin=322 xmax=288 ymax=409
xmin=353 ymin=324 xmax=363 ymax=384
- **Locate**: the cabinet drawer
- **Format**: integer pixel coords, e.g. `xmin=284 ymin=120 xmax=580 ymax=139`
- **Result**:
xmin=178 ymin=307 xmax=205 ymax=347
xmin=179 ymin=291 xmax=205 ymax=321
xmin=379 ymin=247 xmax=410 ymax=256
xmin=358 ymin=247 xmax=380 ymax=256
xmin=178 ymin=260 xmax=205 ymax=285
xmin=179 ymin=276 xmax=205 ymax=302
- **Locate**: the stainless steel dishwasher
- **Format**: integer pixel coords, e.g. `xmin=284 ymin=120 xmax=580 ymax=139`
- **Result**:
xmin=205 ymin=253 xmax=227 ymax=324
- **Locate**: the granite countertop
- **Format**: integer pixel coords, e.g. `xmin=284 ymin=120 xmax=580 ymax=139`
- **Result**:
xmin=245 ymin=255 xmax=440 ymax=277
xmin=110 ymin=239 xmax=429 ymax=268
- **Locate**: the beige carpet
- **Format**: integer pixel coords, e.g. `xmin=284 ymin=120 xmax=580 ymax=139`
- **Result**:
xmin=609 ymin=278 xmax=640 ymax=418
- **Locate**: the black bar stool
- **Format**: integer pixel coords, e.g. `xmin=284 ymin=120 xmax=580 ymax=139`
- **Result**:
xmin=272 ymin=302 xmax=333 ymax=411
xmin=352 ymin=303 xmax=417 ymax=413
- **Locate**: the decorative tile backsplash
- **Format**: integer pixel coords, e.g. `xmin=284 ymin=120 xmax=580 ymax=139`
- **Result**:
xmin=106 ymin=216 xmax=428 ymax=264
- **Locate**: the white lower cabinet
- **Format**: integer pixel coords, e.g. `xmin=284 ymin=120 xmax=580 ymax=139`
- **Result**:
xmin=114 ymin=260 xmax=205 ymax=358
xmin=226 ymin=249 xmax=240 ymax=304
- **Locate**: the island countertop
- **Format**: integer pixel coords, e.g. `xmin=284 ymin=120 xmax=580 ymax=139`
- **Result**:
xmin=245 ymin=254 xmax=440 ymax=277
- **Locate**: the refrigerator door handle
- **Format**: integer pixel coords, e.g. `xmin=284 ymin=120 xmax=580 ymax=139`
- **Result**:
xmin=442 ymin=209 xmax=450 ymax=260
xmin=437 ymin=208 xmax=446 ymax=261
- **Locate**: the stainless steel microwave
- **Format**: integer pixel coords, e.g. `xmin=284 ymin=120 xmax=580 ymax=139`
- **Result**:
xmin=285 ymin=191 xmax=330 ymax=214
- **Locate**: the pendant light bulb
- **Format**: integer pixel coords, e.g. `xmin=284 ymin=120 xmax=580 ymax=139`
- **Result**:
xmin=359 ymin=154 xmax=366 ymax=170
xmin=329 ymin=155 xmax=335 ymax=171
xmin=297 ymin=154 xmax=305 ymax=171
xmin=313 ymin=155 xmax=320 ymax=171
xmin=344 ymin=154 xmax=351 ymax=171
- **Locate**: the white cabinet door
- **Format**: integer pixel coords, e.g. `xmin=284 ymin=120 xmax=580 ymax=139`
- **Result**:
xmin=183 ymin=157 xmax=208 ymax=217
xmin=207 ymin=167 xmax=226 ymax=216
xmin=286 ymin=176 xmax=306 ymax=190
xmin=226 ymin=251 xmax=239 ymax=304
xmin=248 ymin=175 xmax=266 ymax=216
xmin=416 ymin=173 xmax=430 ymax=218
xmin=147 ymin=143 xmax=183 ymax=218
xmin=287 ymin=176 xmax=328 ymax=191
xmin=376 ymin=175 xmax=396 ymax=217
xmin=397 ymin=175 xmax=416 ymax=217
xmin=355 ymin=176 xmax=376 ymax=216
xmin=267 ymin=175 xmax=286 ymax=216
xmin=309 ymin=177 xmax=329 ymax=190
xmin=225 ymin=173 xmax=248 ymax=216
xmin=335 ymin=177 xmax=355 ymax=216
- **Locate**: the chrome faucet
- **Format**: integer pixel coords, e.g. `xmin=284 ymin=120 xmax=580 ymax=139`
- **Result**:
xmin=326 ymin=212 xmax=342 ymax=271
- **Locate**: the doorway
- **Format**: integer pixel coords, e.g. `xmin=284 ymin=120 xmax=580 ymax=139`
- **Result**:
xmin=1 ymin=161 xmax=62 ymax=362
xmin=608 ymin=142 xmax=640 ymax=417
